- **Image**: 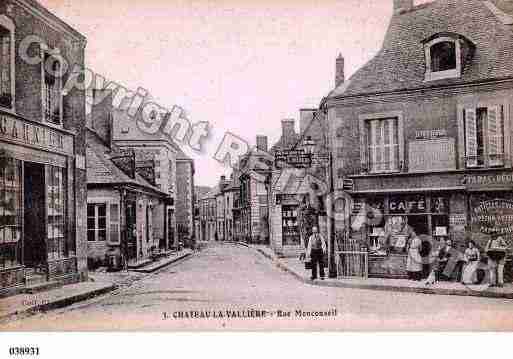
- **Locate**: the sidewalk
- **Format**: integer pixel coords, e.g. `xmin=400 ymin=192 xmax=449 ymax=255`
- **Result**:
xmin=0 ymin=281 xmax=117 ymax=324
xmin=129 ymin=249 xmax=193 ymax=273
xmin=245 ymin=243 xmax=513 ymax=299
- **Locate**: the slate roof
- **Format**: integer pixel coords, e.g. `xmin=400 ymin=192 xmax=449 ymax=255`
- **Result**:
xmin=86 ymin=129 xmax=168 ymax=197
xmin=329 ymin=0 xmax=513 ymax=99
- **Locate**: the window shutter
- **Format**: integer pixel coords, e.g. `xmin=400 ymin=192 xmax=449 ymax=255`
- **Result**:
xmin=465 ymin=108 xmax=478 ymax=167
xmin=109 ymin=203 xmax=120 ymax=244
xmin=488 ymin=106 xmax=504 ymax=166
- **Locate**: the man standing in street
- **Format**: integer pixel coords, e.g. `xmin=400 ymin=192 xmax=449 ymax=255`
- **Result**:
xmin=306 ymin=226 xmax=327 ymax=280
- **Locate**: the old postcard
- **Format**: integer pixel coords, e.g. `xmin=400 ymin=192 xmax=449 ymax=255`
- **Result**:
xmin=1 ymin=0 xmax=513 ymax=337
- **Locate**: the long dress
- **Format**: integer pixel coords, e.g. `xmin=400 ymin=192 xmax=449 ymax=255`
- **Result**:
xmin=462 ymin=247 xmax=480 ymax=284
xmin=406 ymin=236 xmax=422 ymax=273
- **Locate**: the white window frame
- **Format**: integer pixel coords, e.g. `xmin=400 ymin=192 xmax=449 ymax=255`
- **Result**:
xmin=424 ymin=37 xmax=462 ymax=82
xmin=461 ymin=103 xmax=507 ymax=169
xmin=359 ymin=111 xmax=404 ymax=174
xmin=0 ymin=15 xmax=15 ymax=113
xmin=87 ymin=202 xmax=108 ymax=242
xmin=40 ymin=44 xmax=64 ymax=127
xmin=87 ymin=198 xmax=121 ymax=244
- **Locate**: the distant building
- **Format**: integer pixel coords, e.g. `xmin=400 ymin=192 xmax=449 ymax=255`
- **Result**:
xmin=199 ymin=187 xmax=218 ymax=241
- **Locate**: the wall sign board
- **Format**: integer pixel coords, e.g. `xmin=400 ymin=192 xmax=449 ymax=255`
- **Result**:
xmin=408 ymin=138 xmax=456 ymax=172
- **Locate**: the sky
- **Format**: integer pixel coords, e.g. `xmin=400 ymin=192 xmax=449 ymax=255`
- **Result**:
xmin=40 ymin=0 xmax=432 ymax=187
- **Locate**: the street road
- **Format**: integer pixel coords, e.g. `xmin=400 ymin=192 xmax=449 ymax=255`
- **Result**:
xmin=2 ymin=243 xmax=513 ymax=330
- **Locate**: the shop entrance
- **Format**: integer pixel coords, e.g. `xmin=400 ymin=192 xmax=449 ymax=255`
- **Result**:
xmin=23 ymin=162 xmax=47 ymax=271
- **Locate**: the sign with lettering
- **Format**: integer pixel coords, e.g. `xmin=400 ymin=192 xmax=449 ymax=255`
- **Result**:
xmin=408 ymin=138 xmax=456 ymax=172
xmin=415 ymin=129 xmax=447 ymax=140
xmin=464 ymin=173 xmax=513 ymax=189
xmin=388 ymin=195 xmax=427 ymax=214
xmin=472 ymin=199 xmax=513 ymax=235
xmin=0 ymin=114 xmax=74 ymax=156
xmin=274 ymin=149 xmax=311 ymax=168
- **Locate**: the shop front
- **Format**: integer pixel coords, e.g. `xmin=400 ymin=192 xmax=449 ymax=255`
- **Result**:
xmin=351 ymin=191 xmax=464 ymax=278
xmin=0 ymin=114 xmax=79 ymax=295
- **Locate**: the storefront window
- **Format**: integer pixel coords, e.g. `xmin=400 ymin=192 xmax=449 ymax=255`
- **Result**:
xmin=47 ymin=166 xmax=66 ymax=260
xmin=282 ymin=204 xmax=299 ymax=245
xmin=0 ymin=157 xmax=22 ymax=268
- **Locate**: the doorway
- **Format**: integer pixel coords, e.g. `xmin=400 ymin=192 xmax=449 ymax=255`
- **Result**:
xmin=125 ymin=199 xmax=137 ymax=262
xmin=23 ymin=162 xmax=46 ymax=270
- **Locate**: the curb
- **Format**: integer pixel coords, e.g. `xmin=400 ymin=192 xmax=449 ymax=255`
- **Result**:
xmin=130 ymin=252 xmax=192 ymax=273
xmin=0 ymin=283 xmax=118 ymax=324
xmin=247 ymin=245 xmax=513 ymax=300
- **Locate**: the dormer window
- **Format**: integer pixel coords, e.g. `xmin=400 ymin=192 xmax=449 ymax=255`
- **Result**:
xmin=431 ymin=41 xmax=456 ymax=72
xmin=424 ymin=37 xmax=461 ymax=81
xmin=423 ymin=32 xmax=475 ymax=82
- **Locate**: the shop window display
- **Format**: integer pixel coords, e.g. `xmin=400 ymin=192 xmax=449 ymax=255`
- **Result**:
xmin=0 ymin=157 xmax=22 ymax=269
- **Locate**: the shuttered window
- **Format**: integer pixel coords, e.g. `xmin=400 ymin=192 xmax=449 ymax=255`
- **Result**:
xmin=366 ymin=118 xmax=399 ymax=173
xmin=0 ymin=24 xmax=13 ymax=109
xmin=109 ymin=203 xmax=120 ymax=244
xmin=464 ymin=106 xmax=504 ymax=168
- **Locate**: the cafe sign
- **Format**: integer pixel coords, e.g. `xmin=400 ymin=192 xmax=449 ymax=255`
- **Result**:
xmin=472 ymin=199 xmax=513 ymax=235
xmin=0 ymin=114 xmax=74 ymax=156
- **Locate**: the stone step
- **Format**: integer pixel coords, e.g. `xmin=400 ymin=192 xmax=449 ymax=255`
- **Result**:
xmin=23 ymin=281 xmax=61 ymax=294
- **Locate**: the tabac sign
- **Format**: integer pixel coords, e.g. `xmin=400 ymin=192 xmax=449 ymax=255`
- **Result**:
xmin=0 ymin=114 xmax=74 ymax=156
xmin=472 ymin=199 xmax=513 ymax=235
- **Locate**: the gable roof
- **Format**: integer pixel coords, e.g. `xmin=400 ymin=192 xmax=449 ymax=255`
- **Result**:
xmin=86 ymin=129 xmax=168 ymax=197
xmin=329 ymin=0 xmax=513 ymax=99
xmin=201 ymin=185 xmax=220 ymax=200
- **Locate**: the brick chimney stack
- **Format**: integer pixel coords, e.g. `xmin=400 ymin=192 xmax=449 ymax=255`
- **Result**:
xmin=91 ymin=89 xmax=113 ymax=149
xmin=256 ymin=135 xmax=268 ymax=152
xmin=335 ymin=54 xmax=345 ymax=87
xmin=393 ymin=0 xmax=413 ymax=14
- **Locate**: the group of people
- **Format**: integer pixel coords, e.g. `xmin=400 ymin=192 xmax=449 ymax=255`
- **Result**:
xmin=303 ymin=226 xmax=509 ymax=287
xmin=407 ymin=234 xmax=508 ymax=288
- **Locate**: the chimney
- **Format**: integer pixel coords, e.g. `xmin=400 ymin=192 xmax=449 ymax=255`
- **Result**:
xmin=299 ymin=109 xmax=316 ymax=136
xmin=91 ymin=89 xmax=114 ymax=148
xmin=220 ymin=175 xmax=227 ymax=191
xmin=393 ymin=0 xmax=413 ymax=14
xmin=335 ymin=54 xmax=345 ymax=87
xmin=281 ymin=119 xmax=296 ymax=148
xmin=256 ymin=135 xmax=268 ymax=152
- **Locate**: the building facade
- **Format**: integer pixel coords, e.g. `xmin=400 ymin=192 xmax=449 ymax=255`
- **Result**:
xmin=199 ymin=186 xmax=217 ymax=242
xmin=0 ymin=0 xmax=88 ymax=296
xmin=86 ymin=129 xmax=169 ymax=268
xmin=327 ymin=0 xmax=513 ymax=279
xmin=238 ymin=136 xmax=272 ymax=244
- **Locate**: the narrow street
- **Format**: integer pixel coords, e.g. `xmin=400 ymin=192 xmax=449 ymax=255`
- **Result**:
xmin=1 ymin=243 xmax=512 ymax=331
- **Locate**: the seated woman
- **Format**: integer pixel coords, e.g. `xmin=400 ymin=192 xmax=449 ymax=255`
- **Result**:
xmin=461 ymin=240 xmax=481 ymax=284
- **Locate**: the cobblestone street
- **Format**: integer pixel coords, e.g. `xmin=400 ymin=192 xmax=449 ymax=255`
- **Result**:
xmin=1 ymin=243 xmax=512 ymax=331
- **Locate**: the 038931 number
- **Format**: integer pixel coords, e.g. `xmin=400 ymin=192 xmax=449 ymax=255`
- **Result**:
xmin=9 ymin=347 xmax=39 ymax=356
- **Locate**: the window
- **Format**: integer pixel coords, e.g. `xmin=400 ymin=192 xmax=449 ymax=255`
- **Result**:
xmin=424 ymin=36 xmax=463 ymax=82
xmin=87 ymin=203 xmax=107 ymax=242
xmin=364 ymin=118 xmax=399 ymax=173
xmin=431 ymin=41 xmax=456 ymax=72
xmin=47 ymin=166 xmax=67 ymax=260
xmin=42 ymin=51 xmax=63 ymax=125
xmin=337 ymin=167 xmax=344 ymax=179
xmin=0 ymin=157 xmax=22 ymax=269
xmin=464 ymin=105 xmax=505 ymax=168
xmin=337 ymin=146 xmax=344 ymax=159
xmin=0 ymin=16 xmax=14 ymax=110
xmin=336 ymin=126 xmax=344 ymax=138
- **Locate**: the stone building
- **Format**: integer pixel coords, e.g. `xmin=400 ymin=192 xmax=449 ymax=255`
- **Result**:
xmin=238 ymin=136 xmax=273 ymax=244
xmin=86 ymin=128 xmax=169 ymax=268
xmin=176 ymin=151 xmax=195 ymax=244
xmin=89 ymin=90 xmax=195 ymax=249
xmin=199 ymin=186 xmax=218 ymax=241
xmin=0 ymin=0 xmax=88 ymax=296
xmin=326 ymin=0 xmax=513 ymax=279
